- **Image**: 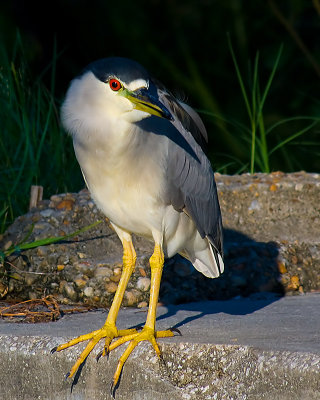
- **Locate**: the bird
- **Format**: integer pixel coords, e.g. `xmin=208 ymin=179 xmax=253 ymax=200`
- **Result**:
xmin=52 ymin=56 xmax=224 ymax=393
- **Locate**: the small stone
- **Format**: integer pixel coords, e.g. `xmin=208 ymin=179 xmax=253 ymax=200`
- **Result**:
xmin=289 ymin=275 xmax=300 ymax=289
xmin=74 ymin=278 xmax=87 ymax=289
xmin=136 ymin=277 xmax=151 ymax=292
xmin=269 ymin=184 xmax=277 ymax=192
xmin=57 ymin=264 xmax=65 ymax=271
xmin=25 ymin=275 xmax=37 ymax=286
xmin=94 ymin=267 xmax=111 ymax=277
xmin=56 ymin=199 xmax=75 ymax=210
xmin=124 ymin=290 xmax=138 ymax=306
xmin=280 ymin=274 xmax=290 ymax=286
xmin=139 ymin=267 xmax=147 ymax=277
xmin=59 ymin=280 xmax=67 ymax=293
xmin=110 ymin=274 xmax=121 ymax=283
xmin=75 ymin=262 xmax=94 ymax=276
xmin=36 ymin=246 xmax=48 ymax=257
xmin=295 ymin=183 xmax=304 ymax=191
xmin=84 ymin=286 xmax=94 ymax=297
xmin=137 ymin=301 xmax=148 ymax=308
xmin=63 ymin=282 xmax=77 ymax=301
xmin=105 ymin=281 xmax=118 ymax=293
xmin=77 ymin=252 xmax=87 ymax=259
xmin=113 ymin=266 xmax=122 ymax=275
xmin=40 ymin=209 xmax=54 ymax=218
xmin=277 ymin=260 xmax=287 ymax=274
xmin=51 ymin=282 xmax=59 ymax=289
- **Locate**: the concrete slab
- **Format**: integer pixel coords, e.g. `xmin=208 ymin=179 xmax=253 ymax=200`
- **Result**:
xmin=0 ymin=294 xmax=319 ymax=399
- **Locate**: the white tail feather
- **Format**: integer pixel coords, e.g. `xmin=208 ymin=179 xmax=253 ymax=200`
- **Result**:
xmin=187 ymin=239 xmax=224 ymax=278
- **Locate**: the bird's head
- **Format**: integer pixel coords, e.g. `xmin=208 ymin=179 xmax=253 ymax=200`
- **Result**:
xmin=61 ymin=57 xmax=172 ymax=136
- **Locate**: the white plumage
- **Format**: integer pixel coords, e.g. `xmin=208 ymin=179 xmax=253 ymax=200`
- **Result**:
xmin=62 ymin=68 xmax=223 ymax=278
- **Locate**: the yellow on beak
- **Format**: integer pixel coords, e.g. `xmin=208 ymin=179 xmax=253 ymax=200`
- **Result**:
xmin=122 ymin=88 xmax=172 ymax=120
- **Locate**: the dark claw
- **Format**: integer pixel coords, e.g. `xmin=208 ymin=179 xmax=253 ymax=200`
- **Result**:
xmin=65 ymin=372 xmax=70 ymax=381
xmin=136 ymin=326 xmax=143 ymax=331
xmin=50 ymin=346 xmax=58 ymax=354
xmin=96 ymin=351 xmax=103 ymax=362
xmin=96 ymin=347 xmax=110 ymax=362
xmin=170 ymin=327 xmax=182 ymax=336
xmin=110 ymin=367 xmax=122 ymax=398
xmin=110 ymin=382 xmax=115 ymax=399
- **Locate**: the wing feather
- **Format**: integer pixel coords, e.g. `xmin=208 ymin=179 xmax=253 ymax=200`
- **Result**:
xmin=155 ymin=81 xmax=209 ymax=153
xmin=156 ymin=85 xmax=224 ymax=259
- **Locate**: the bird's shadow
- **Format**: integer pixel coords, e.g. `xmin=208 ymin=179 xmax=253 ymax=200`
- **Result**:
xmin=155 ymin=294 xmax=281 ymax=333
xmin=155 ymin=228 xmax=284 ymax=327
xmin=135 ymin=116 xmax=200 ymax=162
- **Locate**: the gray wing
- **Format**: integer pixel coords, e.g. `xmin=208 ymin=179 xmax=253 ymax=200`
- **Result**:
xmin=158 ymin=88 xmax=223 ymax=259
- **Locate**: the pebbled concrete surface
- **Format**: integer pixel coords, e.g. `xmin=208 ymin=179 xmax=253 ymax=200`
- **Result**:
xmin=0 ymin=293 xmax=319 ymax=399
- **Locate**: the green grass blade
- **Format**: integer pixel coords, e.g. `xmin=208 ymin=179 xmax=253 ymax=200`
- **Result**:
xmin=257 ymin=110 xmax=269 ymax=172
xmin=35 ymin=96 xmax=54 ymax=165
xmin=3 ymin=220 xmax=103 ymax=257
xmin=266 ymin=116 xmax=320 ymax=135
xmin=198 ymin=110 xmax=252 ymax=135
xmin=252 ymin=52 xmax=259 ymax=120
xmin=256 ymin=44 xmax=283 ymax=124
xmin=269 ymin=121 xmax=318 ymax=156
xmin=227 ymin=33 xmax=253 ymax=122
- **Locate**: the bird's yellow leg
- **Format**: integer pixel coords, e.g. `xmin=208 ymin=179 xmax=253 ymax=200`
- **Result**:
xmin=51 ymin=239 xmax=137 ymax=379
xmin=110 ymin=243 xmax=174 ymax=389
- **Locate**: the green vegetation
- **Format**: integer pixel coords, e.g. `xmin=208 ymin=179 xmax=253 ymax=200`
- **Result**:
xmin=1 ymin=0 xmax=320 ymax=233
xmin=201 ymin=37 xmax=320 ymax=174
xmin=0 ymin=36 xmax=82 ymax=233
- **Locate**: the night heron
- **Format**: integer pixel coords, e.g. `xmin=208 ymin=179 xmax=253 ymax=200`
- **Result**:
xmin=52 ymin=57 xmax=224 ymax=391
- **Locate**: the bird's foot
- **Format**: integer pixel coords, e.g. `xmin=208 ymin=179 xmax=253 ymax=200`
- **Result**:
xmin=51 ymin=322 xmax=137 ymax=379
xmin=109 ymin=326 xmax=174 ymax=392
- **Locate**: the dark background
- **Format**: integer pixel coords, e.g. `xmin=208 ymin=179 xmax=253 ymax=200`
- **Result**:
xmin=1 ymin=0 xmax=319 ymax=172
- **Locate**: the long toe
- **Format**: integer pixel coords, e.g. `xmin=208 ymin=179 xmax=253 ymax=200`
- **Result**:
xmin=110 ymin=326 xmax=174 ymax=388
xmin=52 ymin=323 xmax=139 ymax=379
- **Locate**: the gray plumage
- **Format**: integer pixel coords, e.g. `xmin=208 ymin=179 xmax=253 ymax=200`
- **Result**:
xmin=159 ymin=89 xmax=223 ymax=252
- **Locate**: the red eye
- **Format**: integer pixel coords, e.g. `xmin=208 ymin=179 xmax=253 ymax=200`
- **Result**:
xmin=109 ymin=78 xmax=122 ymax=91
